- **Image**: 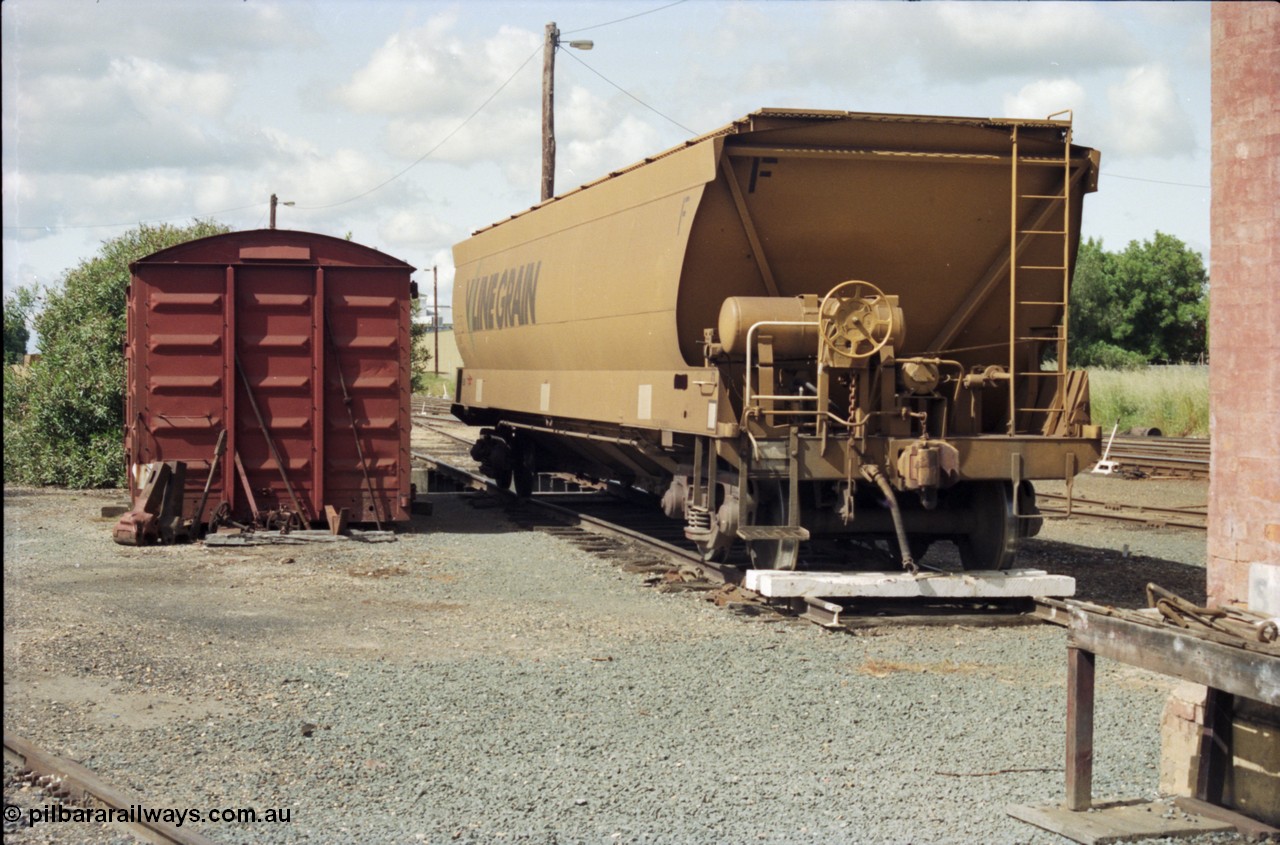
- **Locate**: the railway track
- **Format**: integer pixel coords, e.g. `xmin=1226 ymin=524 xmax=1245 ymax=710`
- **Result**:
xmin=4 ymin=733 xmax=217 ymax=845
xmin=411 ymin=396 xmax=458 ymax=417
xmin=410 ymin=408 xmax=1210 ymax=534
xmin=408 ymin=412 xmax=1211 ymax=630
xmin=1103 ymin=435 xmax=1210 ymax=479
xmin=414 ymin=449 xmax=1048 ymax=630
xmin=409 ymin=422 xmax=1055 ymax=631
xmin=1038 ymin=492 xmax=1207 ymax=531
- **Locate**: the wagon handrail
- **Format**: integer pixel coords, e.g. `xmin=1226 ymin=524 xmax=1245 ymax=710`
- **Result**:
xmin=742 ymin=319 xmax=821 ymax=428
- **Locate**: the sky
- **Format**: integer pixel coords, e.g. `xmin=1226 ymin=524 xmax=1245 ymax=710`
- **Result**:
xmin=2 ymin=0 xmax=1211 ymax=337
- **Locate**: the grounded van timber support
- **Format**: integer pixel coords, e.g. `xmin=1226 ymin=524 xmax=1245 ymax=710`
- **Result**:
xmin=326 ymin=311 xmax=384 ymax=530
xmin=235 ymin=353 xmax=308 ymax=524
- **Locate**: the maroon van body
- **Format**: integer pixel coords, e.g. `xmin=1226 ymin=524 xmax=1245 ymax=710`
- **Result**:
xmin=125 ymin=230 xmax=415 ymax=528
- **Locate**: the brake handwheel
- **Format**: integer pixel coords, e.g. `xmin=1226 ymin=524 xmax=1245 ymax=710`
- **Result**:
xmin=818 ymin=280 xmax=894 ymax=360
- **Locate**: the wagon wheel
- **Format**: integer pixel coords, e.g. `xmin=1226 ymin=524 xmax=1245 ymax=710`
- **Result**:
xmin=818 ymin=280 xmax=894 ymax=360
xmin=695 ymin=535 xmax=732 ymax=563
xmin=744 ymin=480 xmax=800 ymax=571
xmin=689 ymin=482 xmax=735 ymax=563
xmin=955 ymin=481 xmax=1018 ymax=570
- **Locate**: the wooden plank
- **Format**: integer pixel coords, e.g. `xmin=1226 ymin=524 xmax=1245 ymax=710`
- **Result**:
xmin=1033 ymin=598 xmax=1072 ymax=627
xmin=1173 ymin=796 xmax=1280 ymax=839
xmin=1066 ymin=646 xmax=1096 ymax=811
xmin=1008 ymin=800 xmax=1235 ymax=845
xmin=1195 ymin=689 xmax=1233 ymax=803
xmin=745 ymin=568 xmax=1074 ymax=599
xmin=1066 ymin=608 xmax=1280 ymax=705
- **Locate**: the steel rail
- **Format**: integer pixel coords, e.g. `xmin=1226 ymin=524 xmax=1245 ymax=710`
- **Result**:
xmin=411 ymin=419 xmax=478 ymax=447
xmin=1037 ymin=492 xmax=1207 ymax=531
xmin=532 ymin=496 xmax=740 ymax=586
xmin=4 ymin=733 xmax=219 ymax=845
xmin=409 ymin=448 xmax=1045 ymax=631
xmin=409 ymin=418 xmax=1193 ymax=625
xmin=410 ymin=450 xmax=491 ymax=493
xmin=410 ymin=396 xmax=457 ymax=416
xmin=1104 ymin=436 xmax=1210 ymax=479
xmin=409 ymin=450 xmax=728 ymax=578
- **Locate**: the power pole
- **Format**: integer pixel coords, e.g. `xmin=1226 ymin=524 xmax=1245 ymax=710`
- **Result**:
xmin=269 ymin=193 xmax=293 ymax=229
xmin=541 ymin=23 xmax=592 ymax=203
xmin=541 ymin=22 xmax=558 ymax=202
xmin=432 ymin=265 xmax=440 ymax=376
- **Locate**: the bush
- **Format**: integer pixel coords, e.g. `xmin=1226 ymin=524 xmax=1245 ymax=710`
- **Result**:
xmin=1069 ymin=233 xmax=1208 ymax=366
xmin=3 ymin=288 xmax=35 ymax=365
xmin=1074 ymin=342 xmax=1147 ymax=371
xmin=4 ymin=220 xmax=230 ymax=488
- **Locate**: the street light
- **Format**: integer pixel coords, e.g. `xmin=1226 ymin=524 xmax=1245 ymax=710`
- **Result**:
xmin=269 ymin=193 xmax=295 ymax=229
xmin=542 ymin=22 xmax=594 ymax=202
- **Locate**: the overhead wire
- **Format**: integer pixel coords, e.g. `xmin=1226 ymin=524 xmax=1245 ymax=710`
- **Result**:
xmin=559 ymin=48 xmax=697 ymax=136
xmin=305 ymin=0 xmax=696 ymax=208
xmin=561 ymin=0 xmax=690 ymax=35
xmin=2 ymin=203 xmax=261 ymax=232
xmin=296 ymin=42 xmax=542 ymax=210
xmin=1100 ymin=171 xmax=1208 ymax=189
xmin=10 ymin=0 xmax=696 ymax=232
xmin=26 ymin=0 xmax=1208 ymax=238
xmin=4 ymin=39 xmax=546 ymax=229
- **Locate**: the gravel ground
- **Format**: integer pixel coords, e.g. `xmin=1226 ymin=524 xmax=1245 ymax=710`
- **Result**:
xmin=3 ymin=467 xmax=1238 ymax=845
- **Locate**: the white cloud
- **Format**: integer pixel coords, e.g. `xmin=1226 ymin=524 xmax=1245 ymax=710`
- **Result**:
xmin=6 ymin=58 xmax=255 ymax=173
xmin=2 ymin=0 xmax=318 ymax=77
xmin=379 ymin=209 xmax=457 ymax=253
xmin=1102 ymin=64 xmax=1196 ymax=159
xmin=115 ymin=57 xmax=235 ymax=119
xmin=560 ymin=88 xmax=665 ymax=187
xmin=1003 ymin=79 xmax=1087 ymax=122
xmin=924 ymin=3 xmax=1144 ymax=79
xmin=385 ymin=107 xmax=540 ymax=167
xmin=335 ymin=16 xmax=540 ymax=117
xmin=782 ymin=2 xmax=1145 ymax=91
xmin=1 ymin=1 xmax=1212 ymax=316
xmin=283 ymin=148 xmax=400 ymax=210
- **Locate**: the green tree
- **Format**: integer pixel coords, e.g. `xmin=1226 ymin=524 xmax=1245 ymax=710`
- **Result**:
xmin=3 ymin=286 xmax=37 ymax=365
xmin=1069 ymin=232 xmax=1208 ymax=367
xmin=410 ymin=296 xmax=432 ymax=392
xmin=4 ymin=220 xmax=230 ymax=487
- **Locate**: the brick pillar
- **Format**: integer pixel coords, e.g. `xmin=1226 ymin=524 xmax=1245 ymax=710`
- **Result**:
xmin=1208 ymin=3 xmax=1280 ymax=604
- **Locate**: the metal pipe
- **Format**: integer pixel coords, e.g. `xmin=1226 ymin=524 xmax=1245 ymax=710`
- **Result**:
xmin=742 ymin=319 xmax=820 ymax=424
xmin=861 ymin=464 xmax=916 ymax=573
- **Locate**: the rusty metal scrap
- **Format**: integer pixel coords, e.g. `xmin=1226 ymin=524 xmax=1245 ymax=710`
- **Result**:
xmin=1146 ymin=583 xmax=1279 ymax=645
xmin=113 ymin=461 xmax=189 ymax=546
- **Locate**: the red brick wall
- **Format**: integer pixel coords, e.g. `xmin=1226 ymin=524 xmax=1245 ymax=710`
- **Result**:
xmin=1208 ymin=3 xmax=1280 ymax=603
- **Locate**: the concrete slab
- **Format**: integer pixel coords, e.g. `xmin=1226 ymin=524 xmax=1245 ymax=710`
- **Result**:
xmin=1007 ymin=799 xmax=1235 ymax=845
xmin=745 ymin=567 xmax=1075 ymax=599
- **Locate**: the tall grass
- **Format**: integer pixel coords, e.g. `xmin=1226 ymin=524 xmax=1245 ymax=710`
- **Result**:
xmin=1088 ymin=364 xmax=1209 ymax=438
xmin=414 ymin=373 xmax=455 ymax=400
